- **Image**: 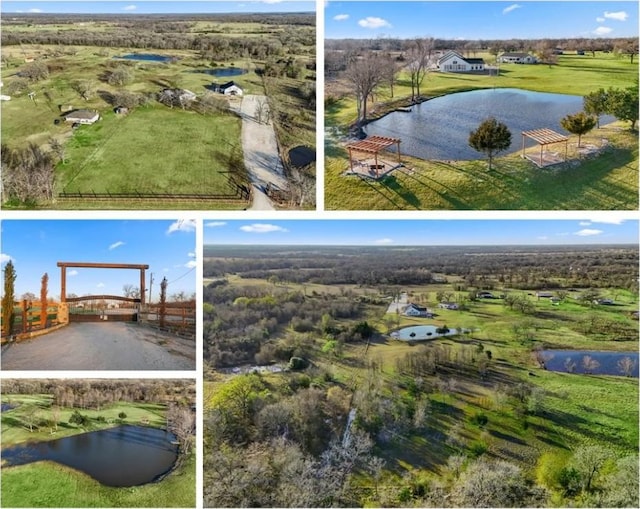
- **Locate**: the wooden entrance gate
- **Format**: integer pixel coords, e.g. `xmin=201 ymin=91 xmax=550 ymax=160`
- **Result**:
xmin=66 ymin=295 xmax=140 ymax=323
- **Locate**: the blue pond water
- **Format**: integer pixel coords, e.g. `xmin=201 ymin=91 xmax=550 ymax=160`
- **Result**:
xmin=195 ymin=67 xmax=247 ymax=77
xmin=541 ymin=350 xmax=639 ymax=377
xmin=2 ymin=425 xmax=178 ymax=487
xmin=392 ymin=325 xmax=459 ymax=341
xmin=117 ymin=53 xmax=173 ymax=62
xmin=364 ymin=88 xmax=615 ymax=161
xmin=1 ymin=403 xmax=16 ymax=412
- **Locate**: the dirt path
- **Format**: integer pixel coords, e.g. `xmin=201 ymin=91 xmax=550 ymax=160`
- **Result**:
xmin=1 ymin=323 xmax=195 ymax=370
xmin=235 ymin=94 xmax=288 ymax=210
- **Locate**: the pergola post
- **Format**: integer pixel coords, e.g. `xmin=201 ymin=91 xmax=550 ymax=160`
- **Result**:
xmin=348 ymin=147 xmax=353 ymax=173
xmin=396 ymin=140 xmax=401 ymax=164
xmin=140 ymin=268 xmax=146 ymax=305
xmin=60 ymin=266 xmax=66 ymax=302
xmin=521 ymin=134 xmax=525 ymax=158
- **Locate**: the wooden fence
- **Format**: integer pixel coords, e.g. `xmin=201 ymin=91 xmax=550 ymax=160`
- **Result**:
xmin=1 ymin=300 xmax=60 ymax=338
xmin=140 ymin=303 xmax=196 ymax=339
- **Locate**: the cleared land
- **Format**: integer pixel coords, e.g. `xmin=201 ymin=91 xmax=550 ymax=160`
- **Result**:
xmin=325 ymin=52 xmax=639 ymax=210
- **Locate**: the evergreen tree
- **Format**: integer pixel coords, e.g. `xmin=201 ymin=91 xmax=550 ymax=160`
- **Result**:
xmin=583 ymin=88 xmax=608 ymax=128
xmin=468 ymin=117 xmax=512 ymax=170
xmin=2 ymin=261 xmax=16 ymax=336
xmin=560 ymin=112 xmax=597 ymax=147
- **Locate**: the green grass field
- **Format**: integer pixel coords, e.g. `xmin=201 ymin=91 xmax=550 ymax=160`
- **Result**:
xmin=1 ymin=395 xmax=195 ymax=507
xmin=325 ymin=52 xmax=639 ymax=210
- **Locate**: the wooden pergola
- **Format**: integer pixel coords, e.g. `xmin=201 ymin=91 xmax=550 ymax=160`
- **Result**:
xmin=521 ymin=128 xmax=569 ymax=168
xmin=346 ymin=135 xmax=401 ymax=178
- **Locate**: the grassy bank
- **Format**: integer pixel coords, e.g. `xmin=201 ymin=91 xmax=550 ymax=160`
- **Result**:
xmin=325 ymin=123 xmax=638 ymax=210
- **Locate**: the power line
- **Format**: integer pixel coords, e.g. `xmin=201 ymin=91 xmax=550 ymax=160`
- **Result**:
xmin=166 ymin=266 xmax=195 ymax=285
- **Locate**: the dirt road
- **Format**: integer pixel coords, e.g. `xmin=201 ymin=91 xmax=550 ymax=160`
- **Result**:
xmin=236 ymin=94 xmax=288 ymax=210
xmin=1 ymin=323 xmax=195 ymax=370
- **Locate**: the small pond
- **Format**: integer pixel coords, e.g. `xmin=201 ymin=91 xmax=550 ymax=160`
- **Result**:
xmin=364 ymin=88 xmax=615 ymax=161
xmin=195 ymin=67 xmax=247 ymax=77
xmin=541 ymin=350 xmax=639 ymax=377
xmin=116 ymin=53 xmax=174 ymax=62
xmin=392 ymin=325 xmax=459 ymax=341
xmin=2 ymin=425 xmax=178 ymax=487
xmin=1 ymin=402 xmax=16 ymax=412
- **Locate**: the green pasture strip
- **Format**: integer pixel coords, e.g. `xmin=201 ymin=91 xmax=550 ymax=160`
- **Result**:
xmin=1 ymin=396 xmax=167 ymax=447
xmin=0 ymin=452 xmax=195 ymax=508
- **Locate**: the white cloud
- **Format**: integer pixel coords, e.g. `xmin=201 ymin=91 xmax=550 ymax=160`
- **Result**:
xmin=536 ymin=236 xmax=549 ymax=240
xmin=596 ymin=17 xmax=605 ymax=22
xmin=108 ymin=241 xmax=125 ymax=250
xmin=184 ymin=260 xmax=197 ymax=269
xmin=593 ymin=26 xmax=613 ymax=36
xmin=502 ymin=4 xmax=521 ymax=15
xmin=1 ymin=253 xmax=14 ymax=264
xmin=333 ymin=14 xmax=349 ymax=21
xmin=358 ymin=17 xmax=391 ymax=29
xmin=375 ymin=238 xmax=394 ymax=245
xmin=586 ymin=217 xmax=625 ymax=225
xmin=122 ymin=5 xmax=137 ymax=11
xmin=97 ymin=282 xmax=105 ymax=288
xmin=261 ymin=0 xmax=283 ymax=4
xmin=188 ymin=252 xmax=196 ymax=258
xmin=68 ymin=270 xmax=79 ymax=276
xmin=240 ymin=223 xmax=288 ymax=233
xmin=28 ymin=8 xmax=43 ymax=13
xmin=575 ymin=228 xmax=603 ymax=237
xmin=167 ymin=219 xmax=196 ymax=234
xmin=205 ymin=221 xmax=227 ymax=228
xmin=579 ymin=221 xmax=591 ymax=226
xmin=604 ymin=11 xmax=628 ymax=22
xmin=163 ymin=268 xmax=170 ymax=273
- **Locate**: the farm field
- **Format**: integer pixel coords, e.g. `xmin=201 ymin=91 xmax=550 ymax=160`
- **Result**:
xmin=325 ymin=49 xmax=639 ymax=210
xmin=0 ymin=9 xmax=315 ymax=209
xmin=1 ymin=380 xmax=196 ymax=508
xmin=202 ymin=228 xmax=639 ymax=508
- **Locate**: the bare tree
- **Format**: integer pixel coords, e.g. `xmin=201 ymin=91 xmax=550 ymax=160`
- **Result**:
xmin=407 ymin=38 xmax=434 ymax=102
xmin=71 ymin=79 xmax=96 ymax=101
xmin=167 ymin=403 xmax=196 ymax=455
xmin=344 ymin=52 xmax=385 ymax=125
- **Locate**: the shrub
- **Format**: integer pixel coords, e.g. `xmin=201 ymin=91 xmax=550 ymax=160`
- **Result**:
xmin=118 ymin=411 xmax=127 ymax=419
xmin=470 ymin=411 xmax=489 ymax=427
xmin=288 ymin=356 xmax=309 ymax=371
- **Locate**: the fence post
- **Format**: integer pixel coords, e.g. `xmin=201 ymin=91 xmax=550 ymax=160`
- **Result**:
xmin=22 ymin=299 xmax=29 ymax=333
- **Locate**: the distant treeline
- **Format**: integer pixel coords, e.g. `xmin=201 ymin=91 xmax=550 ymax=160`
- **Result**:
xmin=1 ymin=14 xmax=315 ymax=54
xmin=2 ymin=379 xmax=195 ymax=409
xmin=203 ymin=245 xmax=638 ymax=291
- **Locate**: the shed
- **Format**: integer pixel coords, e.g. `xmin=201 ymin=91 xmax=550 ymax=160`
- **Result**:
xmin=218 ymin=81 xmax=243 ymax=96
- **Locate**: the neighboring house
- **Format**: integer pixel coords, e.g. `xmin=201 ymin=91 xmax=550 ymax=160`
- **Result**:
xmin=498 ymin=52 xmax=538 ymax=64
xmin=114 ymin=106 xmax=129 ymax=115
xmin=594 ymin=298 xmax=614 ymax=305
xmin=159 ymin=88 xmax=197 ymax=107
xmin=64 ymin=109 xmax=100 ymax=124
xmin=403 ymin=303 xmax=433 ymax=317
xmin=438 ymin=302 xmax=459 ymax=310
xmin=437 ymin=51 xmax=485 ymax=72
xmin=212 ymin=81 xmax=244 ymax=96
xmin=477 ymin=291 xmax=495 ymax=299
xmin=536 ymin=291 xmax=554 ymax=298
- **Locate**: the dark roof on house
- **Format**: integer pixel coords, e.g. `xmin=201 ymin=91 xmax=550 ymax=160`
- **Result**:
xmin=407 ymin=303 xmax=427 ymax=311
xmin=220 ymin=81 xmax=239 ymax=90
xmin=64 ymin=109 xmax=98 ymax=120
xmin=466 ymin=58 xmax=485 ymax=64
xmin=501 ymin=52 xmax=532 ymax=58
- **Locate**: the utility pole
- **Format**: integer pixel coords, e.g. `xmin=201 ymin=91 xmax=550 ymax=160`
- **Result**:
xmin=148 ymin=273 xmax=154 ymax=304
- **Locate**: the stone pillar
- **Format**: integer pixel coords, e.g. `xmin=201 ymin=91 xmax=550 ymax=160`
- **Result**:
xmin=58 ymin=302 xmax=69 ymax=325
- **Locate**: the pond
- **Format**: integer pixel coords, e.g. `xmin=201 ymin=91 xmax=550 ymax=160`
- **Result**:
xmin=2 ymin=425 xmax=178 ymax=487
xmin=116 ymin=53 xmax=174 ymax=62
xmin=194 ymin=67 xmax=247 ymax=77
xmin=392 ymin=325 xmax=459 ymax=341
xmin=364 ymin=88 xmax=615 ymax=161
xmin=541 ymin=350 xmax=639 ymax=377
xmin=1 ymin=402 xmax=16 ymax=412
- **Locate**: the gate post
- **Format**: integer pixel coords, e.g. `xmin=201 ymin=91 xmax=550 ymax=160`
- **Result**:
xmin=58 ymin=302 xmax=69 ymax=325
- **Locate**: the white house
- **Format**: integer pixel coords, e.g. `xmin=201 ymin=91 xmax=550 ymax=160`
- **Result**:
xmin=498 ymin=52 xmax=538 ymax=64
xmin=214 ymin=81 xmax=243 ymax=96
xmin=535 ymin=291 xmax=554 ymax=299
xmin=437 ymin=51 xmax=485 ymax=73
xmin=403 ymin=303 xmax=433 ymax=317
xmin=64 ymin=109 xmax=100 ymax=124
xmin=438 ymin=302 xmax=459 ymax=310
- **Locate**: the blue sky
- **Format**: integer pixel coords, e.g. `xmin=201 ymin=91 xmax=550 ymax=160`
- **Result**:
xmin=1 ymin=220 xmax=196 ymax=300
xmin=326 ymin=1 xmax=639 ymax=39
xmin=204 ymin=219 xmax=638 ymax=245
xmin=2 ymin=1 xmax=315 ymax=14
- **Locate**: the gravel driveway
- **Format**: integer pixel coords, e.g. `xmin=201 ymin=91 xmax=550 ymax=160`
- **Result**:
xmin=236 ymin=94 xmax=288 ymax=210
xmin=1 ymin=323 xmax=195 ymax=370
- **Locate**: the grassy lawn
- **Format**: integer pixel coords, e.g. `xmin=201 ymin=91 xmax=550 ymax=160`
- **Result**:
xmin=325 ymin=52 xmax=638 ymax=210
xmin=1 ymin=395 xmax=195 ymax=507
xmin=57 ymin=106 xmax=242 ymax=195
xmin=326 ymin=123 xmax=638 ymax=210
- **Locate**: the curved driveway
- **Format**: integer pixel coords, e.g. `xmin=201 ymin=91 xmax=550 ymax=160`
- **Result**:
xmin=1 ymin=323 xmax=195 ymax=370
